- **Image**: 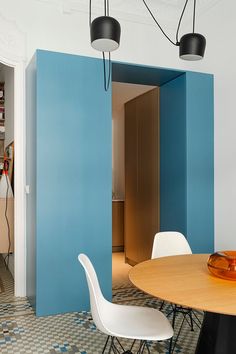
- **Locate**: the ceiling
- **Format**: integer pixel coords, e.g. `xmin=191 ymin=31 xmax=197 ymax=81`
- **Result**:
xmin=36 ymin=0 xmax=222 ymax=28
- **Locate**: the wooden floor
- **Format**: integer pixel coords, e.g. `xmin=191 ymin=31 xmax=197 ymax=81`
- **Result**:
xmin=112 ymin=252 xmax=132 ymax=289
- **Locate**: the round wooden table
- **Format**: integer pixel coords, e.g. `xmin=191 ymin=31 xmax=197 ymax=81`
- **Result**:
xmin=129 ymin=254 xmax=236 ymax=354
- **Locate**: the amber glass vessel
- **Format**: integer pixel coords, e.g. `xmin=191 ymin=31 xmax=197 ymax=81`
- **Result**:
xmin=207 ymin=251 xmax=236 ymax=280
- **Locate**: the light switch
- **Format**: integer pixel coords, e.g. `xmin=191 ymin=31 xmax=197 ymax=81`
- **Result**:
xmin=25 ymin=185 xmax=30 ymax=194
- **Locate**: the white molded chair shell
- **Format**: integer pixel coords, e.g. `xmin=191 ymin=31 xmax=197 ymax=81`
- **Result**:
xmin=151 ymin=232 xmax=197 ymax=353
xmin=78 ymin=253 xmax=173 ymax=341
xmin=151 ymin=231 xmax=192 ymax=259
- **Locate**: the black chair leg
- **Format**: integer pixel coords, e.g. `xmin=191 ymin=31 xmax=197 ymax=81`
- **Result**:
xmin=189 ymin=310 xmax=194 ymax=331
xmin=159 ymin=300 xmax=165 ymax=311
xmin=169 ymin=305 xmax=177 ymax=353
xmin=102 ymin=336 xmax=110 ymax=354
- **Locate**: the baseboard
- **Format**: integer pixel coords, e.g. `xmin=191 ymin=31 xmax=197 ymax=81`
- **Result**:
xmin=112 ymin=246 xmax=124 ymax=252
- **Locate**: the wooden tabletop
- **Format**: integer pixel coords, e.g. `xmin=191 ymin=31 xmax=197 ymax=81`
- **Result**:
xmin=129 ymin=254 xmax=236 ymax=316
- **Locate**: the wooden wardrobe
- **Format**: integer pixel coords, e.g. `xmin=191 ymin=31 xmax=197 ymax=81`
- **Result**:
xmin=124 ymin=88 xmax=160 ymax=265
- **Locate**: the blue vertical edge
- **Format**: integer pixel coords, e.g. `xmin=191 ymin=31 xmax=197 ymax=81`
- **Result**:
xmin=186 ymin=72 xmax=214 ymax=253
xmin=160 ymin=74 xmax=187 ymax=235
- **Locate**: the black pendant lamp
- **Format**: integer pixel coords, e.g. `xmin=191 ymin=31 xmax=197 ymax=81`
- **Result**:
xmin=91 ymin=16 xmax=121 ymax=52
xmin=142 ymin=0 xmax=206 ymax=61
xmin=89 ymin=0 xmax=121 ymax=91
xmin=179 ymin=0 xmax=206 ymax=60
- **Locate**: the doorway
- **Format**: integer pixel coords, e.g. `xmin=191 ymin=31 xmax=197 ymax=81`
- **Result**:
xmin=112 ymin=82 xmax=159 ymax=289
xmin=0 ymin=63 xmax=15 ymax=284
xmin=111 ymin=62 xmax=214 ymax=294
xmin=0 ymin=56 xmax=25 ymax=298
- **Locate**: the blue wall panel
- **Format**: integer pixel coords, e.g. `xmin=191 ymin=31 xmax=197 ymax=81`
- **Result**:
xmin=35 ymin=50 xmax=112 ymax=315
xmin=26 ymin=53 xmax=214 ymax=316
xmin=186 ymin=72 xmax=214 ymax=253
xmin=160 ymin=74 xmax=187 ymax=235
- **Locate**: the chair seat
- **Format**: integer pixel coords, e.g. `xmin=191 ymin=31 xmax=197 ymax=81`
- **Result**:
xmin=78 ymin=253 xmax=173 ymax=353
xmin=100 ymin=301 xmax=173 ymax=341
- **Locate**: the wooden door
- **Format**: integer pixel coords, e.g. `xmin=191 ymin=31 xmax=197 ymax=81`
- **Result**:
xmin=125 ymin=88 xmax=159 ymax=265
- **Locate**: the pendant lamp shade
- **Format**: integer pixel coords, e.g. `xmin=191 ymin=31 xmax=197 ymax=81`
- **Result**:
xmin=91 ymin=16 xmax=121 ymax=52
xmin=179 ymin=33 xmax=206 ymax=60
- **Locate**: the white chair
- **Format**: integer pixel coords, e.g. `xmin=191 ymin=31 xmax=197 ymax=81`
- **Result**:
xmin=78 ymin=253 xmax=173 ymax=354
xmin=151 ymin=231 xmax=202 ymax=352
xmin=151 ymin=231 xmax=192 ymax=259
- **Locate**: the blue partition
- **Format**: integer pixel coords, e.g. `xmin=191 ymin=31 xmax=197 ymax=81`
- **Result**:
xmin=26 ymin=50 xmax=112 ymax=316
xmin=160 ymin=72 xmax=214 ymax=253
xmin=185 ymin=72 xmax=214 ymax=253
xmin=26 ymin=52 xmax=214 ymax=316
xmin=160 ymin=74 xmax=187 ymax=235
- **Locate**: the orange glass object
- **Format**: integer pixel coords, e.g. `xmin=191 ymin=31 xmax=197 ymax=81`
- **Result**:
xmin=207 ymin=251 xmax=236 ymax=280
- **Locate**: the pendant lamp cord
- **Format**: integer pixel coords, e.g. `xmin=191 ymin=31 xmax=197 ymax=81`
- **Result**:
xmin=104 ymin=0 xmax=106 ymax=16
xmin=103 ymin=0 xmax=111 ymax=91
xmin=142 ymin=0 xmax=190 ymax=46
xmin=176 ymin=0 xmax=189 ymax=44
xmin=89 ymin=0 xmax=111 ymax=91
xmin=102 ymin=51 xmax=111 ymax=91
xmin=89 ymin=0 xmax=112 ymax=91
xmin=89 ymin=0 xmax=92 ymax=26
xmin=3 ymin=174 xmax=11 ymax=270
xmin=104 ymin=0 xmax=109 ymax=16
xmin=193 ymin=0 xmax=196 ymax=33
xmin=89 ymin=0 xmax=110 ymax=23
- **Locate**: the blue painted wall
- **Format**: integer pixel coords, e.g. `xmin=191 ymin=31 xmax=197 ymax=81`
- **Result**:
xmin=27 ymin=50 xmax=112 ymax=316
xmin=160 ymin=74 xmax=187 ymax=235
xmin=159 ymin=71 xmax=214 ymax=253
xmin=26 ymin=52 xmax=214 ymax=316
xmin=186 ymin=72 xmax=214 ymax=253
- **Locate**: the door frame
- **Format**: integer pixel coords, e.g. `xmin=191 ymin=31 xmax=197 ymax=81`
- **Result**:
xmin=0 ymin=57 xmax=26 ymax=297
xmin=0 ymin=14 xmax=26 ymax=296
xmin=112 ymin=62 xmax=214 ymax=254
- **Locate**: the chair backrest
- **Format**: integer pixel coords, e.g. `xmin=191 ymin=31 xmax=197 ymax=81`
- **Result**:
xmin=78 ymin=253 xmax=110 ymax=334
xmin=151 ymin=231 xmax=192 ymax=259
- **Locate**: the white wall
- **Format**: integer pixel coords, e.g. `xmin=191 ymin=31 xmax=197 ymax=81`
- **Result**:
xmin=0 ymin=0 xmax=235 ymax=250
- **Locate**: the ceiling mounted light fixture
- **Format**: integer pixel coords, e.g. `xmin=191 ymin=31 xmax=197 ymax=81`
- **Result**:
xmin=91 ymin=16 xmax=121 ymax=52
xmin=142 ymin=0 xmax=206 ymax=61
xmin=89 ymin=0 xmax=121 ymax=91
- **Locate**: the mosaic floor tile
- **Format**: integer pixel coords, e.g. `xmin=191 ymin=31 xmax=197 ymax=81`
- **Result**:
xmin=0 ymin=255 xmax=202 ymax=353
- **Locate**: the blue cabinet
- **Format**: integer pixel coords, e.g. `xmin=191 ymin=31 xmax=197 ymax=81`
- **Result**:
xmin=26 ymin=50 xmax=112 ymax=316
xmin=26 ymin=51 xmax=214 ymax=316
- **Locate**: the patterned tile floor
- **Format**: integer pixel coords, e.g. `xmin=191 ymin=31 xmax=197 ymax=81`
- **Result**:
xmin=0 ymin=256 xmax=202 ymax=353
